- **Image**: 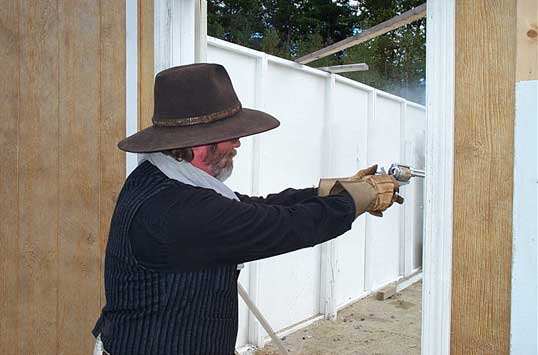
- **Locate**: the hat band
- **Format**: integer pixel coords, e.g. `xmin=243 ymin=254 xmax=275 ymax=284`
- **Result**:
xmin=152 ymin=104 xmax=242 ymax=127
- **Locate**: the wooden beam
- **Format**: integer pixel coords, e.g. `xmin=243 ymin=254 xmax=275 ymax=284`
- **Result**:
xmin=138 ymin=0 xmax=154 ymax=130
xmin=0 ymin=0 xmax=21 ymax=350
xmin=517 ymin=0 xmax=538 ymax=81
xmin=451 ymin=1 xmax=516 ymax=354
xmin=317 ymin=63 xmax=369 ymax=73
xmin=295 ymin=3 xmax=426 ymax=64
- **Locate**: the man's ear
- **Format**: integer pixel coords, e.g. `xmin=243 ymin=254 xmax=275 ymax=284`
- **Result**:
xmin=190 ymin=145 xmax=209 ymax=170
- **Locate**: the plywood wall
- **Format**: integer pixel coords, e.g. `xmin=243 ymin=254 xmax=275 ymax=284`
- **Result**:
xmin=0 ymin=0 xmax=125 ymax=353
xmin=138 ymin=0 xmax=154 ymax=130
xmin=452 ymin=1 xmax=516 ymax=354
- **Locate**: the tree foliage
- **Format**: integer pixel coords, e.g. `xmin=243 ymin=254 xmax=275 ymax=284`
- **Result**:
xmin=208 ymin=0 xmax=426 ymax=104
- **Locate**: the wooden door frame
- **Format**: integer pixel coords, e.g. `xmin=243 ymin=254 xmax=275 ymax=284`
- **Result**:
xmin=138 ymin=1 xmax=534 ymax=354
xmin=421 ymin=1 xmax=455 ymax=354
xmin=422 ymin=1 xmax=536 ymax=354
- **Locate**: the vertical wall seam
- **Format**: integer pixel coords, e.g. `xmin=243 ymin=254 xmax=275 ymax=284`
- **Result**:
xmin=363 ymin=90 xmax=376 ymax=292
xmin=248 ymin=53 xmax=266 ymax=346
xmin=16 ymin=0 xmax=21 ymax=352
xmin=319 ymin=73 xmax=337 ymax=320
xmin=137 ymin=0 xmax=141 ymax=131
xmin=55 ymin=0 xmax=61 ymax=352
xmin=97 ymin=0 xmax=103 ymax=310
xmin=399 ymin=102 xmax=407 ymax=277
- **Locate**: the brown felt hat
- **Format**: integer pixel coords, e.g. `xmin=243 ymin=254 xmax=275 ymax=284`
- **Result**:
xmin=118 ymin=63 xmax=280 ymax=153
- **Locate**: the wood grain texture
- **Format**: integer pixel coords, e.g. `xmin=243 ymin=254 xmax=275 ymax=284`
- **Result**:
xmin=138 ymin=0 xmax=154 ymax=130
xmin=18 ymin=1 xmax=60 ymax=353
xmin=517 ymin=0 xmax=538 ymax=80
xmin=57 ymin=0 xmax=101 ymax=352
xmin=100 ymin=0 xmax=126 ymax=310
xmin=0 ymin=0 xmax=126 ymax=352
xmin=0 ymin=0 xmax=20 ymax=352
xmin=452 ymin=1 xmax=516 ymax=354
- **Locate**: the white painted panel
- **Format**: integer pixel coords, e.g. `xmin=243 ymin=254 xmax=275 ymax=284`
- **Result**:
xmin=366 ymin=96 xmax=402 ymax=289
xmin=405 ymin=106 xmax=426 ymax=272
xmin=421 ymin=2 xmax=455 ymax=354
xmin=204 ymin=38 xmax=425 ymax=348
xmin=331 ymin=83 xmax=369 ymax=307
xmin=254 ymin=62 xmax=326 ymax=332
xmin=261 ymin=62 xmax=325 ymax=190
xmin=511 ymin=80 xmax=537 ymax=355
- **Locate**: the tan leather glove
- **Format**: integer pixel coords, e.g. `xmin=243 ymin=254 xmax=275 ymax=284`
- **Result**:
xmin=318 ymin=165 xmax=378 ymax=197
xmin=330 ymin=174 xmax=404 ymax=218
xmin=360 ymin=174 xmax=404 ymax=217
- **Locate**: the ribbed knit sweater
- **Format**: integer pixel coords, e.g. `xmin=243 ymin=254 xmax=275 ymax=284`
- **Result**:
xmin=93 ymin=161 xmax=355 ymax=355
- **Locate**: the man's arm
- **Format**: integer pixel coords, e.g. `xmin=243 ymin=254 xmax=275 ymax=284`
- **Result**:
xmin=235 ymin=187 xmax=318 ymax=206
xmin=131 ymin=184 xmax=354 ymax=272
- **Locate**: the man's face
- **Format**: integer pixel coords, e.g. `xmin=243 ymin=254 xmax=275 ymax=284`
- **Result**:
xmin=191 ymin=138 xmax=241 ymax=181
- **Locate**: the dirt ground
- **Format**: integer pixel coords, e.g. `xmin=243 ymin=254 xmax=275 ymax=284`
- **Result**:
xmin=255 ymin=281 xmax=421 ymax=355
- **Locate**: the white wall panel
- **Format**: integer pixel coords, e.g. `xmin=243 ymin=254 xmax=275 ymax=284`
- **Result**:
xmin=331 ymin=83 xmax=370 ymax=307
xmin=405 ymin=106 xmax=426 ymax=271
xmin=255 ymin=61 xmax=326 ymax=332
xmin=204 ymin=37 xmax=426 ymax=348
xmin=365 ymin=96 xmax=403 ymax=290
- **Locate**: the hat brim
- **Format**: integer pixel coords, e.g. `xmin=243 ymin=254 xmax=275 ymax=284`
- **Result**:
xmin=118 ymin=108 xmax=280 ymax=153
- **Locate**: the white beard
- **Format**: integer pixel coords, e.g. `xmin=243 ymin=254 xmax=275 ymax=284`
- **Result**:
xmin=214 ymin=164 xmax=233 ymax=182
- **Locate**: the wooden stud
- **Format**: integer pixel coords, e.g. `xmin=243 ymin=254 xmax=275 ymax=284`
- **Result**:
xmin=138 ymin=0 xmax=154 ymax=130
xmin=296 ymin=3 xmax=426 ymax=64
xmin=99 ymin=0 xmax=126 ymax=310
xmin=0 ymin=0 xmax=20 ymax=351
xmin=452 ymin=1 xmax=516 ymax=354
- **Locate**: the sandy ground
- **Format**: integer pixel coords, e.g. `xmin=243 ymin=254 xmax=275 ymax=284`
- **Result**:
xmin=255 ymin=281 xmax=421 ymax=355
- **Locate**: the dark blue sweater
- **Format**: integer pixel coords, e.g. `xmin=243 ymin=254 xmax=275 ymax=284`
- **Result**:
xmin=93 ymin=161 xmax=355 ymax=355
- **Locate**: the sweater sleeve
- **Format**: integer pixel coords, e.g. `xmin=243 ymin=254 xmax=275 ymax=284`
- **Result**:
xmin=235 ymin=187 xmax=318 ymax=206
xmin=130 ymin=183 xmax=355 ymax=272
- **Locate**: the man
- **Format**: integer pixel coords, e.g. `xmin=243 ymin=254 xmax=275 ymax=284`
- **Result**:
xmin=92 ymin=63 xmax=402 ymax=355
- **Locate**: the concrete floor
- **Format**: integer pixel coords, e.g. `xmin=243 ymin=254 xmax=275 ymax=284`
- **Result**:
xmin=255 ymin=281 xmax=422 ymax=355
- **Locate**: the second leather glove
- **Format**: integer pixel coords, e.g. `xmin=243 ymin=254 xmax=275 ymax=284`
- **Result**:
xmin=318 ymin=165 xmax=378 ymax=197
xmin=330 ymin=174 xmax=403 ymax=218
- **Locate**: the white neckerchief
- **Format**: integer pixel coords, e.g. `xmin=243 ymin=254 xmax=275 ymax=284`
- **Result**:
xmin=138 ymin=152 xmax=239 ymax=201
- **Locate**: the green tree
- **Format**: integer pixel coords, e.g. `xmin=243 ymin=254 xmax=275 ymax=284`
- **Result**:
xmin=207 ymin=0 xmax=426 ymax=104
xmin=342 ymin=0 xmax=426 ymax=103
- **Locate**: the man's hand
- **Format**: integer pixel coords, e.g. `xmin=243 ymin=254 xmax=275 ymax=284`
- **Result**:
xmin=359 ymin=174 xmax=404 ymax=217
xmin=318 ymin=165 xmax=378 ymax=196
xmin=350 ymin=164 xmax=378 ymax=181
xmin=329 ymin=174 xmax=404 ymax=218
